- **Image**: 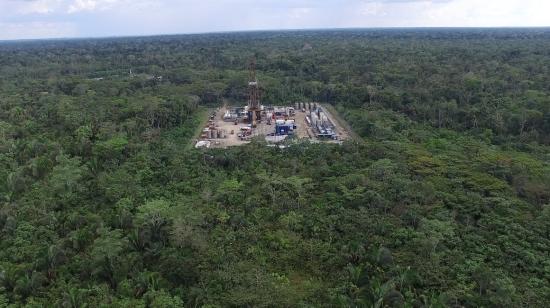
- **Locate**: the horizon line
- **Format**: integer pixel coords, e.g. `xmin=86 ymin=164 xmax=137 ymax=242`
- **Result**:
xmin=1 ymin=26 xmax=550 ymax=43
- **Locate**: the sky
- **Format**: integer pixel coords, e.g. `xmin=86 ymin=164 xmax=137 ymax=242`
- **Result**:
xmin=0 ymin=0 xmax=549 ymax=40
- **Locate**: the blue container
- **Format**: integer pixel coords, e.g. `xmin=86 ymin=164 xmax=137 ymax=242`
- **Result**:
xmin=276 ymin=124 xmax=294 ymax=135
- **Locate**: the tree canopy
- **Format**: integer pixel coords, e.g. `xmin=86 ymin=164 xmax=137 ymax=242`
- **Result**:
xmin=0 ymin=29 xmax=549 ymax=307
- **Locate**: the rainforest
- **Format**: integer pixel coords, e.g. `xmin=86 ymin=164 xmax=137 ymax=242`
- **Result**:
xmin=0 ymin=29 xmax=550 ymax=307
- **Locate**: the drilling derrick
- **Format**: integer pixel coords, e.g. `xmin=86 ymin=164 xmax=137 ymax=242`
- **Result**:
xmin=247 ymin=59 xmax=261 ymax=128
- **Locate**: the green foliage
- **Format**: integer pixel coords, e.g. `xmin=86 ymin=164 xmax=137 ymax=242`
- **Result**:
xmin=0 ymin=29 xmax=549 ymax=307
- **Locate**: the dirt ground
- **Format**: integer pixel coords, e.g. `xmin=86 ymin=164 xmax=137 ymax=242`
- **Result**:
xmin=195 ymin=104 xmax=353 ymax=149
xmin=208 ymin=107 xmax=250 ymax=148
xmin=293 ymin=110 xmax=313 ymax=139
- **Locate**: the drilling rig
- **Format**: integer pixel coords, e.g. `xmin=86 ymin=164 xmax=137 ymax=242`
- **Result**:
xmin=247 ymin=59 xmax=261 ymax=128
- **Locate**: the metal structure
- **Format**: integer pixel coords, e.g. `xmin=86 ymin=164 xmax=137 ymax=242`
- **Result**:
xmin=309 ymin=107 xmax=337 ymax=139
xmin=247 ymin=58 xmax=261 ymax=128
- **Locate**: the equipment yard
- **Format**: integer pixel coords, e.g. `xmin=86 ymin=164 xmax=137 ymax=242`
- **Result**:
xmin=194 ymin=103 xmax=352 ymax=149
xmin=193 ymin=59 xmax=353 ymax=149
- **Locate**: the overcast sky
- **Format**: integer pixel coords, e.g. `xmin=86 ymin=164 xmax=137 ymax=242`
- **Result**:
xmin=0 ymin=0 xmax=549 ymax=40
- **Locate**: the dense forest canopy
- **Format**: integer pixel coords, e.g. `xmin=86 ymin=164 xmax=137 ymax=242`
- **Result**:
xmin=0 ymin=29 xmax=549 ymax=307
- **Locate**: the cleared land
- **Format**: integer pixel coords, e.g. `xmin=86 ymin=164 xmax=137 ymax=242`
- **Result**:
xmin=194 ymin=104 xmax=354 ymax=149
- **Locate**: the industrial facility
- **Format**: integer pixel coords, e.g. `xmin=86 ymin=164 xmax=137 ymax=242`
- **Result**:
xmin=195 ymin=60 xmax=349 ymax=149
xmin=307 ymin=106 xmax=338 ymax=139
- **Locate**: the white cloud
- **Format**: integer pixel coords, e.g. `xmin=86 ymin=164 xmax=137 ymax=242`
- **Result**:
xmin=4 ymin=0 xmax=64 ymax=14
xmin=0 ymin=21 xmax=77 ymax=40
xmin=67 ymin=0 xmax=120 ymax=13
xmin=422 ymin=0 xmax=521 ymax=26
xmin=361 ymin=2 xmax=385 ymax=16
xmin=288 ymin=7 xmax=312 ymax=19
xmin=0 ymin=0 xmax=548 ymax=40
xmin=19 ymin=0 xmax=59 ymax=14
xmin=353 ymin=0 xmax=550 ymax=27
